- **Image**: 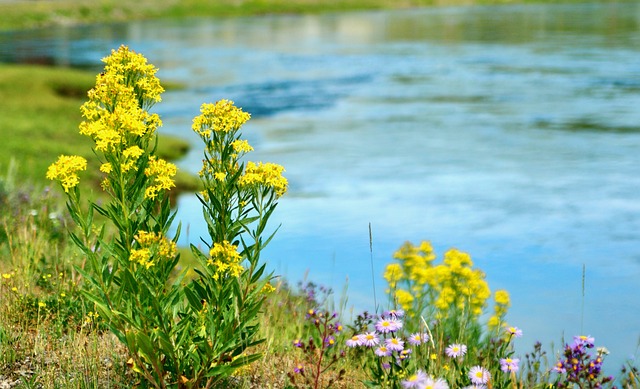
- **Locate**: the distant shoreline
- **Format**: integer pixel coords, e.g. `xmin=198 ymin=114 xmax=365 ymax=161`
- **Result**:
xmin=0 ymin=0 xmax=617 ymax=32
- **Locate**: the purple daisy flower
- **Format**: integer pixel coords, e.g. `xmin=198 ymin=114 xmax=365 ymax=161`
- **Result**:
xmin=445 ymin=343 xmax=467 ymax=358
xmin=375 ymin=345 xmax=392 ymax=357
xmin=375 ymin=317 xmax=403 ymax=333
xmin=346 ymin=334 xmax=362 ymax=347
xmin=506 ymin=326 xmax=523 ymax=338
xmin=402 ymin=370 xmax=428 ymax=388
xmin=468 ymin=366 xmax=491 ymax=385
xmin=500 ymin=357 xmax=520 ymax=373
xmin=408 ymin=332 xmax=429 ymax=346
xmin=361 ymin=332 xmax=380 ymax=347
xmin=385 ymin=337 xmax=405 ymax=352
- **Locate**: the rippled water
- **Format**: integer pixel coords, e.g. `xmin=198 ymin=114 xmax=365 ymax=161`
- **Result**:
xmin=2 ymin=2 xmax=640 ymax=369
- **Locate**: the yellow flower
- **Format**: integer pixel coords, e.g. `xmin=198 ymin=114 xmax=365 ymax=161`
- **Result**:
xmin=144 ymin=157 xmax=177 ymax=199
xmin=394 ymin=289 xmax=415 ymax=311
xmin=121 ymin=145 xmax=144 ymax=172
xmin=261 ymin=283 xmax=275 ymax=294
xmin=231 ymin=139 xmax=254 ymax=153
xmin=208 ymin=240 xmax=244 ymax=280
xmin=383 ymin=263 xmax=403 ymax=289
xmin=100 ymin=163 xmax=113 ymax=174
xmin=38 ymin=302 xmax=46 ymax=308
xmin=130 ymin=230 xmax=177 ymax=269
xmin=239 ymin=161 xmax=288 ymax=197
xmin=46 ymin=155 xmax=88 ymax=192
xmin=494 ymin=289 xmax=510 ymax=306
xmin=192 ymin=100 xmax=251 ymax=138
xmin=79 ymin=46 xmax=164 ymax=155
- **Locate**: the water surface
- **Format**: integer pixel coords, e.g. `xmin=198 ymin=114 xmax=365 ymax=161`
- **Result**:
xmin=2 ymin=2 xmax=640 ymax=369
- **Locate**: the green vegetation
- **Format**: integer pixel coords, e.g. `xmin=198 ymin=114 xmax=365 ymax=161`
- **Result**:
xmin=0 ymin=0 xmax=621 ymax=32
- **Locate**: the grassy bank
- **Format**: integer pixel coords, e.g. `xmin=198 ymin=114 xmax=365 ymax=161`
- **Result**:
xmin=0 ymin=63 xmax=196 ymax=193
xmin=0 ymin=0 xmax=616 ymax=32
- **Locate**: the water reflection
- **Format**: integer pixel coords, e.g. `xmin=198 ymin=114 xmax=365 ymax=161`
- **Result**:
xmin=1 ymin=2 xmax=640 ymax=370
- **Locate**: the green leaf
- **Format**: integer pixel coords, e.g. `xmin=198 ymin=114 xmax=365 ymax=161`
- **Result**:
xmin=184 ymin=286 xmax=203 ymax=312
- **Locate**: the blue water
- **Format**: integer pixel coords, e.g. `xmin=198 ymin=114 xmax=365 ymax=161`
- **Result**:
xmin=2 ymin=2 xmax=639 ymax=372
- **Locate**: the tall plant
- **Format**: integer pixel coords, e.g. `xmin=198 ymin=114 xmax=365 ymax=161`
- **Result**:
xmin=46 ymin=45 xmax=287 ymax=388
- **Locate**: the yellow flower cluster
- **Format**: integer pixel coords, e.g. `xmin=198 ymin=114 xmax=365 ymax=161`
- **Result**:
xmin=46 ymin=155 xmax=88 ymax=192
xmin=129 ymin=230 xmax=177 ymax=269
xmin=207 ymin=240 xmax=244 ymax=280
xmin=488 ymin=289 xmax=511 ymax=329
xmin=231 ymin=139 xmax=254 ymax=154
xmin=384 ymin=241 xmax=492 ymax=318
xmin=239 ymin=161 xmax=288 ymax=197
xmin=79 ymin=45 xmax=163 ymax=152
xmin=144 ymin=157 xmax=177 ymax=200
xmin=192 ymin=100 xmax=251 ymax=138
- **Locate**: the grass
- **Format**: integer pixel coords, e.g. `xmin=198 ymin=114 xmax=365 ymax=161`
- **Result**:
xmin=0 ymin=0 xmax=622 ymax=32
xmin=2 ymin=168 xmax=640 ymax=388
xmin=0 ymin=178 xmax=361 ymax=387
xmin=0 ymin=63 xmax=198 ymax=196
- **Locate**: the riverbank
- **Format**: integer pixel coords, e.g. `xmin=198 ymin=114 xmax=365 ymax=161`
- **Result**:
xmin=0 ymin=0 xmax=617 ymax=31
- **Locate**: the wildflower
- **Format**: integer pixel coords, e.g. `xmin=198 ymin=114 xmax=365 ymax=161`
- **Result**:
xmin=394 ymin=289 xmax=415 ymax=311
xmin=500 ymin=357 xmax=520 ymax=373
xmin=469 ymin=366 xmax=491 ymax=385
xmin=293 ymin=339 xmax=303 ymax=348
xmin=38 ymin=302 xmax=46 ymax=308
xmin=375 ymin=345 xmax=392 ymax=357
xmin=294 ymin=363 xmax=304 ymax=374
xmin=346 ymin=335 xmax=362 ymax=347
xmin=506 ymin=326 xmax=523 ymax=338
xmin=231 ymin=139 xmax=253 ymax=153
xmin=46 ymin=155 xmax=88 ymax=192
xmin=375 ymin=317 xmax=403 ymax=333
xmin=207 ymin=240 xmax=243 ymax=280
xmin=384 ymin=263 xmax=403 ymax=289
xmin=463 ymin=386 xmax=487 ymax=389
xmin=423 ymin=376 xmax=449 ymax=389
xmin=324 ymin=336 xmax=336 ymax=347
xmin=402 ymin=370 xmax=428 ymax=388
xmin=573 ymin=335 xmax=595 ymax=348
xmin=408 ymin=332 xmax=429 ymax=346
xmin=385 ymin=337 xmax=405 ymax=352
xmin=494 ymin=290 xmax=510 ymax=305
xmin=445 ymin=343 xmax=467 ymax=358
xmin=261 ymin=283 xmax=275 ymax=294
xmin=398 ymin=348 xmax=412 ymax=362
xmin=384 ymin=309 xmax=405 ymax=318
xmin=192 ymin=100 xmax=251 ymax=137
xmin=144 ymin=157 xmax=177 ymax=200
xmin=361 ymin=332 xmax=380 ymax=347
xmin=1 ymin=273 xmax=11 ymax=279
xmin=553 ymin=361 xmax=566 ymax=374
xmin=238 ymin=161 xmax=288 ymax=197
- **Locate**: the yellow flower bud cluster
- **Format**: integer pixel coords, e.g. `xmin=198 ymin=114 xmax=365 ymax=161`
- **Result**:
xmin=129 ymin=230 xmax=177 ymax=269
xmin=50 ymin=46 xmax=177 ymax=200
xmin=207 ymin=241 xmax=244 ymax=280
xmin=192 ymin=99 xmax=251 ymax=137
xmin=488 ymin=289 xmax=511 ymax=330
xmin=384 ymin=241 xmax=494 ymax=320
xmin=238 ymin=161 xmax=288 ymax=198
xmin=79 ymin=45 xmax=164 ymax=152
xmin=46 ymin=155 xmax=88 ymax=192
xmin=144 ymin=157 xmax=177 ymax=200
